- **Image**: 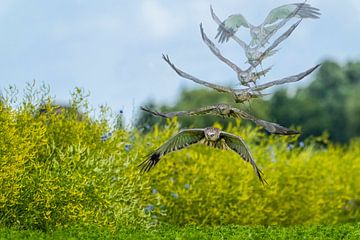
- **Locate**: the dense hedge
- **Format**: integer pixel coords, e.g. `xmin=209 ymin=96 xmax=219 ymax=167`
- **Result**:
xmin=0 ymin=85 xmax=360 ymax=230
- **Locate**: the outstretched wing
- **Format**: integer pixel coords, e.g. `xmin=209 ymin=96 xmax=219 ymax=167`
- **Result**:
xmin=264 ymin=3 xmax=320 ymax=25
xmin=210 ymin=6 xmax=248 ymax=48
xmin=220 ymin=131 xmax=267 ymax=184
xmin=162 ymin=54 xmax=233 ymax=94
xmin=250 ymin=64 xmax=320 ymax=92
xmin=138 ymin=129 xmax=205 ymax=172
xmin=229 ymin=108 xmax=299 ymax=135
xmin=253 ymin=119 xmax=299 ymax=135
xmin=140 ymin=105 xmax=218 ymax=118
xmin=216 ymin=14 xmax=249 ymax=43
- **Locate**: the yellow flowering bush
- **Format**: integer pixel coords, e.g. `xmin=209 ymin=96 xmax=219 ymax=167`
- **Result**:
xmin=137 ymin=121 xmax=360 ymax=226
xmin=0 ymin=84 xmax=360 ymax=230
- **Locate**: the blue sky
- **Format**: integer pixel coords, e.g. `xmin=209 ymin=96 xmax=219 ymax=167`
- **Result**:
xmin=0 ymin=0 xmax=359 ymax=123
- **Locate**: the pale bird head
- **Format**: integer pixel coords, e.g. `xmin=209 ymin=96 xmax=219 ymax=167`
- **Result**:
xmin=204 ymin=127 xmax=221 ymax=141
xmin=217 ymin=104 xmax=227 ymax=111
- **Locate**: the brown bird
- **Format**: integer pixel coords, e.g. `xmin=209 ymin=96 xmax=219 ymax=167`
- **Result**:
xmin=138 ymin=127 xmax=267 ymax=184
xmin=141 ymin=103 xmax=299 ymax=135
xmin=162 ymin=54 xmax=320 ymax=104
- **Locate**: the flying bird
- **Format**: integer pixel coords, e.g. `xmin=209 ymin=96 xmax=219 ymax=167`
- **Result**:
xmin=200 ymin=23 xmax=272 ymax=86
xmin=138 ymin=127 xmax=266 ymax=184
xmin=215 ymin=3 xmax=320 ymax=45
xmin=162 ymin=54 xmax=320 ymax=103
xmin=141 ymin=103 xmax=299 ymax=135
xmin=210 ymin=7 xmax=303 ymax=77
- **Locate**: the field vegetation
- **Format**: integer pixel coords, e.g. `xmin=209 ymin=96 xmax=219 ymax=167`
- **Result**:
xmin=1 ymin=83 xmax=360 ymax=235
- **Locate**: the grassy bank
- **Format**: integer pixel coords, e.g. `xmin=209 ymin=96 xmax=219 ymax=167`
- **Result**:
xmin=1 ymin=223 xmax=360 ymax=240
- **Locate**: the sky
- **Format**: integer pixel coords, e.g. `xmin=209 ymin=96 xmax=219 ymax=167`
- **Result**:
xmin=0 ymin=0 xmax=359 ymax=124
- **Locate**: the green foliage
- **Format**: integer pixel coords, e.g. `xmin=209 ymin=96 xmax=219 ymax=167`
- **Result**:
xmin=269 ymin=60 xmax=360 ymax=142
xmin=1 ymin=223 xmax=360 ymax=240
xmin=1 ymin=83 xmax=360 ymax=231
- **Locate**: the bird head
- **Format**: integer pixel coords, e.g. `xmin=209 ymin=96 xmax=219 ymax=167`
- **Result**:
xmin=204 ymin=127 xmax=221 ymax=141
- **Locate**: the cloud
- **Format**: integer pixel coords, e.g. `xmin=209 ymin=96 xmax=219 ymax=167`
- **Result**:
xmin=140 ymin=0 xmax=182 ymax=39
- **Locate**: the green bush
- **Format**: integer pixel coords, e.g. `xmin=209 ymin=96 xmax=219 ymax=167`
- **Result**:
xmin=0 ymin=83 xmax=360 ymax=230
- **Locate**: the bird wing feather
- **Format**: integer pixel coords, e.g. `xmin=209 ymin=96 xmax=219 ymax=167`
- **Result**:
xmin=250 ymin=64 xmax=320 ymax=92
xmin=138 ymin=129 xmax=205 ymax=172
xmin=215 ymin=14 xmax=249 ymax=43
xmin=141 ymin=105 xmax=217 ymax=118
xmin=264 ymin=3 xmax=320 ymax=25
xmin=229 ymin=108 xmax=299 ymax=135
xmin=220 ymin=131 xmax=267 ymax=184
xmin=162 ymin=54 xmax=233 ymax=94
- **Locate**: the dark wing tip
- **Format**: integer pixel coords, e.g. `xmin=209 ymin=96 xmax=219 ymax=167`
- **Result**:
xmin=140 ymin=106 xmax=168 ymax=118
xmin=256 ymin=168 xmax=268 ymax=185
xmin=285 ymin=129 xmax=301 ymax=135
xmin=138 ymin=153 xmax=160 ymax=173
xmin=162 ymin=53 xmax=168 ymax=61
xmin=313 ymin=64 xmax=321 ymax=71
xmin=273 ymin=127 xmax=301 ymax=135
xmin=140 ymin=106 xmax=152 ymax=113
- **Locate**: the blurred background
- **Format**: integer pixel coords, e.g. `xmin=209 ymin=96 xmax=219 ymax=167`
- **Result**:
xmin=0 ymin=0 xmax=359 ymax=142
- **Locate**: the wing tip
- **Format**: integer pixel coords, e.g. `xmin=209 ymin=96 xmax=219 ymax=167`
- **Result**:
xmin=274 ymin=128 xmax=301 ymax=135
xmin=138 ymin=153 xmax=160 ymax=173
xmin=257 ymin=168 xmax=268 ymax=185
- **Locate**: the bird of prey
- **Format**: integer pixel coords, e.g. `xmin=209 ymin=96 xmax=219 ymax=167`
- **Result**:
xmin=162 ymin=54 xmax=320 ymax=103
xmin=200 ymin=23 xmax=272 ymax=86
xmin=141 ymin=103 xmax=299 ymax=135
xmin=215 ymin=3 xmax=320 ymax=45
xmin=138 ymin=127 xmax=267 ymax=184
xmin=210 ymin=7 xmax=302 ymax=80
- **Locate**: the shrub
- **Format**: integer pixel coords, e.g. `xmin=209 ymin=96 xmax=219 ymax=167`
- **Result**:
xmin=0 ymin=84 xmax=150 ymax=230
xmin=136 ymin=121 xmax=360 ymax=226
xmin=0 ymin=83 xmax=360 ymax=230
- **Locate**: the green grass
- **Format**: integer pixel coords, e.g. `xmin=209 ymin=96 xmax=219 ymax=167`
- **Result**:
xmin=1 ymin=223 xmax=360 ymax=240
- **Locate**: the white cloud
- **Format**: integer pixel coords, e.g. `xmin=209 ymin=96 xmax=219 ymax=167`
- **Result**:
xmin=140 ymin=0 xmax=182 ymax=39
